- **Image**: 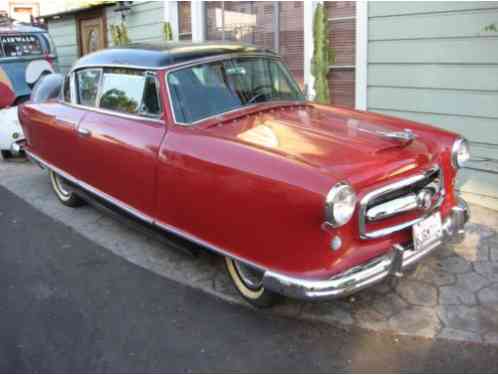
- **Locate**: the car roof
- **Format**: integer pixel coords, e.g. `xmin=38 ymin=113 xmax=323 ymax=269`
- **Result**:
xmin=0 ymin=23 xmax=47 ymax=34
xmin=72 ymin=42 xmax=277 ymax=71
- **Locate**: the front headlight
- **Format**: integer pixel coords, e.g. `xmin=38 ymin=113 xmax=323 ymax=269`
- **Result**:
xmin=451 ymin=138 xmax=470 ymax=169
xmin=325 ymin=182 xmax=357 ymax=227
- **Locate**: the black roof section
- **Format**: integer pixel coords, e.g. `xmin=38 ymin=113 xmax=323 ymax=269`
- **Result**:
xmin=0 ymin=23 xmax=47 ymax=34
xmin=72 ymin=42 xmax=277 ymax=71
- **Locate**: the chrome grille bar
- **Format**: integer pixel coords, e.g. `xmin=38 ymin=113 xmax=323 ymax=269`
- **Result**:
xmin=359 ymin=166 xmax=444 ymax=239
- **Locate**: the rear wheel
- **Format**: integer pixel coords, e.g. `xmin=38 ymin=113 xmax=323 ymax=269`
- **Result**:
xmin=225 ymin=257 xmax=280 ymax=308
xmin=49 ymin=170 xmax=85 ymax=207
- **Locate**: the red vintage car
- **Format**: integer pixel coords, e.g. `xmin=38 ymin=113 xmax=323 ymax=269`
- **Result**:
xmin=19 ymin=43 xmax=470 ymax=307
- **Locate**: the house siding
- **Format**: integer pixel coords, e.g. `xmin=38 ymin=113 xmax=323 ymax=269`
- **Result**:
xmin=367 ymin=1 xmax=498 ymax=209
xmin=47 ymin=16 xmax=78 ymax=73
xmin=105 ymin=2 xmax=165 ymax=46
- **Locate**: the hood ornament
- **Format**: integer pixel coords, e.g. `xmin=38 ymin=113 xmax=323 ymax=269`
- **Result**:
xmin=382 ymin=129 xmax=416 ymax=143
xmin=358 ymin=127 xmax=416 ymax=145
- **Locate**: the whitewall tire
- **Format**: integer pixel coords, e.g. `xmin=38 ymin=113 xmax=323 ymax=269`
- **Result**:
xmin=225 ymin=257 xmax=280 ymax=308
xmin=49 ymin=170 xmax=85 ymax=207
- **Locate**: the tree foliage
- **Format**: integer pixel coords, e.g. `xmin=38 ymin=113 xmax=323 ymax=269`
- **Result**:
xmin=311 ymin=3 xmax=334 ymax=104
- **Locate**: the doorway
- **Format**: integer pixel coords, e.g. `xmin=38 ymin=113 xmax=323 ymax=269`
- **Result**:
xmin=77 ymin=11 xmax=107 ymax=56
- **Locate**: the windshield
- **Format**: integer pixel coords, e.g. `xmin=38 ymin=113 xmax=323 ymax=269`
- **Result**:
xmin=167 ymin=57 xmax=304 ymax=124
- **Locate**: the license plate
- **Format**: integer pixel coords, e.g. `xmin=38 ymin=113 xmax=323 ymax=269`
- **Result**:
xmin=413 ymin=212 xmax=443 ymax=252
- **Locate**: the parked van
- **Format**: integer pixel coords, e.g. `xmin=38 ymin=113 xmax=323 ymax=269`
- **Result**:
xmin=0 ymin=23 xmax=58 ymax=107
xmin=0 ymin=22 xmax=58 ymax=158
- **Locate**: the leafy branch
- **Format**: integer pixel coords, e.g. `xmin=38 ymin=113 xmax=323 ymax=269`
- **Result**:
xmin=483 ymin=23 xmax=498 ymax=32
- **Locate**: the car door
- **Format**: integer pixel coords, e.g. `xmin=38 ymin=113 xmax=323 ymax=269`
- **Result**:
xmin=74 ymin=67 xmax=165 ymax=218
xmin=21 ymin=73 xmax=86 ymax=178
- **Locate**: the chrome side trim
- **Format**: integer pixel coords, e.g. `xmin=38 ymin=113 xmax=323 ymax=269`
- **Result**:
xmin=25 ymin=150 xmax=268 ymax=274
xmin=26 ymin=150 xmax=154 ymax=224
xmin=153 ymin=220 xmax=266 ymax=274
xmin=69 ymin=52 xmax=278 ymax=75
xmin=61 ymin=102 xmax=165 ymax=124
xmin=26 ymin=151 xmax=470 ymax=302
xmin=359 ymin=166 xmax=443 ymax=239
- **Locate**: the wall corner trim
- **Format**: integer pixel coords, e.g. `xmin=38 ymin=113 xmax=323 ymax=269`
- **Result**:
xmin=355 ymin=1 xmax=368 ymax=111
xmin=191 ymin=1 xmax=206 ymax=42
xmin=304 ymin=1 xmax=321 ymax=100
xmin=163 ymin=1 xmax=179 ymax=42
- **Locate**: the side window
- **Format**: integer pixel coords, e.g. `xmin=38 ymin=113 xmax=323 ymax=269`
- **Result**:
xmin=99 ymin=68 xmax=161 ymax=117
xmin=76 ymin=69 xmax=101 ymax=107
xmin=100 ymin=69 xmax=144 ymax=114
xmin=62 ymin=74 xmax=71 ymax=102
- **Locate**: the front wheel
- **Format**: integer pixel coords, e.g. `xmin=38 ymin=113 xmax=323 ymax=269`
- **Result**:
xmin=225 ymin=257 xmax=280 ymax=308
xmin=49 ymin=170 xmax=85 ymax=207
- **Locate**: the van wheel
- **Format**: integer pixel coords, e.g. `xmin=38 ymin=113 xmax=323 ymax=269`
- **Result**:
xmin=225 ymin=257 xmax=280 ymax=308
xmin=1 ymin=150 xmax=12 ymax=159
xmin=49 ymin=170 xmax=85 ymax=207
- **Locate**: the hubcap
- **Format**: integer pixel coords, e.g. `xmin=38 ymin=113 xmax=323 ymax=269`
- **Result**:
xmin=55 ymin=174 xmax=71 ymax=197
xmin=233 ymin=261 xmax=264 ymax=290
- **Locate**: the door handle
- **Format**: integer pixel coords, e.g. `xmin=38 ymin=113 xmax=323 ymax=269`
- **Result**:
xmin=77 ymin=127 xmax=91 ymax=137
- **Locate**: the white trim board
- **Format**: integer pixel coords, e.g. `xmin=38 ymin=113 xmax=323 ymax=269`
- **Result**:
xmin=355 ymin=1 xmax=368 ymax=110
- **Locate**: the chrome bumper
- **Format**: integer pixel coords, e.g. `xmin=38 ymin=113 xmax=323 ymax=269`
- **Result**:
xmin=10 ymin=139 xmax=25 ymax=156
xmin=262 ymin=199 xmax=470 ymax=301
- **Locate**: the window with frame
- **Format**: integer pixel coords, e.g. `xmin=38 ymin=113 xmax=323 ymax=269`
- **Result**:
xmin=62 ymin=74 xmax=71 ymax=102
xmin=167 ymin=57 xmax=304 ymax=124
xmin=98 ymin=68 xmax=161 ymax=117
xmin=76 ymin=68 xmax=101 ymax=107
xmin=0 ymin=34 xmax=43 ymax=57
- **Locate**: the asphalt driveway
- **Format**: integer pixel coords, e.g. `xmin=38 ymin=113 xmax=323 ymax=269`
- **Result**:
xmin=2 ymin=185 xmax=498 ymax=372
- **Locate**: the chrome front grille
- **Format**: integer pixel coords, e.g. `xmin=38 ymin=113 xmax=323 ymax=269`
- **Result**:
xmin=359 ymin=166 xmax=444 ymax=239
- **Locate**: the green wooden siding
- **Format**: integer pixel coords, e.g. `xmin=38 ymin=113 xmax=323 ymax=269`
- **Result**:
xmin=47 ymin=16 xmax=78 ymax=73
xmin=368 ymin=1 xmax=498 ymax=209
xmin=105 ymin=2 xmax=164 ymax=46
xmin=47 ymin=2 xmax=165 ymax=72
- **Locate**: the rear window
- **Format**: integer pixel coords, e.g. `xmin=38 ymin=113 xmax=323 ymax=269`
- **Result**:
xmin=0 ymin=34 xmax=43 ymax=57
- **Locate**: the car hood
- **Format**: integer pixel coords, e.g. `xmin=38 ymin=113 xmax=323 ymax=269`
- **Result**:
xmin=204 ymin=104 xmax=440 ymax=189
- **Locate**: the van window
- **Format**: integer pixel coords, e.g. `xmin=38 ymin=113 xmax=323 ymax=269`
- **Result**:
xmin=99 ymin=68 xmax=161 ymax=117
xmin=76 ymin=68 xmax=101 ymax=107
xmin=0 ymin=34 xmax=43 ymax=57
